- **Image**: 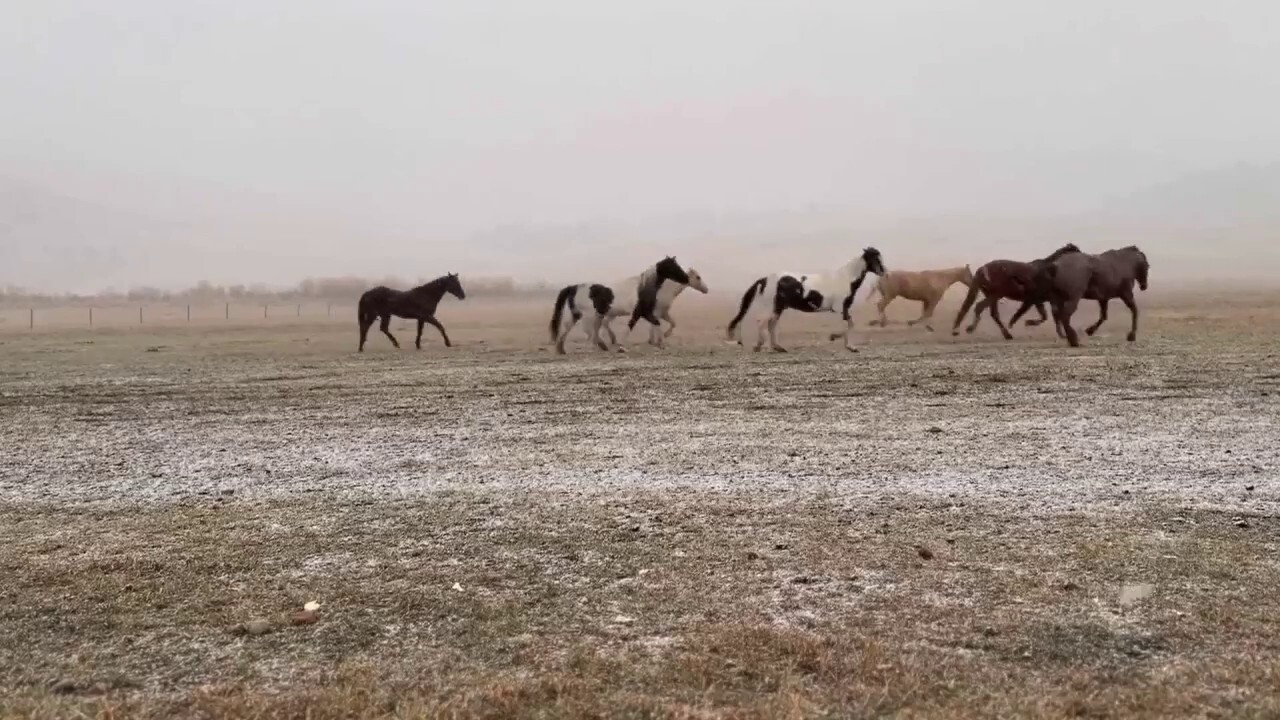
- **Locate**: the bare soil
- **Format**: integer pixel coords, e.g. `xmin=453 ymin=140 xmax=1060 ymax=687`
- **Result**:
xmin=1 ymin=290 xmax=1278 ymax=718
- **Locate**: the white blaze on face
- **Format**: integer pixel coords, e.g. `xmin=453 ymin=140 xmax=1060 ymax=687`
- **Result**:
xmin=685 ymin=269 xmax=709 ymax=294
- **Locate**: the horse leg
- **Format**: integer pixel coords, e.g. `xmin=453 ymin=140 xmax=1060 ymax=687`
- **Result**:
xmin=415 ymin=319 xmax=425 ymax=349
xmin=1058 ymin=299 xmax=1081 ymax=347
xmin=988 ymin=301 xmax=1014 ymax=340
xmin=874 ymin=293 xmax=892 ymax=327
xmin=424 ymin=316 xmax=452 ymax=347
xmin=1025 ymin=303 xmax=1048 ymax=327
xmin=662 ymin=308 xmax=676 ymax=339
xmin=1086 ymin=300 xmax=1109 ymax=336
xmin=379 ymin=314 xmax=401 ymax=348
xmin=753 ymin=315 xmax=770 ymax=352
xmin=555 ymin=313 xmax=581 ymax=354
xmin=602 ymin=318 xmax=625 ymax=352
xmin=909 ymin=298 xmax=938 ymax=331
xmin=965 ymin=297 xmax=989 ymax=334
xmin=1008 ymin=301 xmax=1035 ymax=327
xmin=1120 ymin=290 xmax=1139 ymax=342
xmin=590 ymin=314 xmax=612 ymax=352
xmin=768 ymin=313 xmax=788 ymax=353
xmin=358 ymin=315 xmax=373 ymax=352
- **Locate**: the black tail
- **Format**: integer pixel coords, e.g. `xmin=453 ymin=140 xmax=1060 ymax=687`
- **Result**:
xmin=357 ymin=294 xmax=373 ymax=328
xmin=726 ymin=277 xmax=767 ymax=338
xmin=550 ymin=285 xmax=577 ymax=342
xmin=951 ymin=269 xmax=984 ymax=333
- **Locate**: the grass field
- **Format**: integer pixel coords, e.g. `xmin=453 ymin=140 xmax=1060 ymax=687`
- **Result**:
xmin=2 ymin=289 xmax=1278 ymax=718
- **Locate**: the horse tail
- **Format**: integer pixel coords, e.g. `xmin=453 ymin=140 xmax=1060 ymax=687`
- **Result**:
xmin=550 ymin=285 xmax=577 ymax=342
xmin=726 ymin=277 xmax=767 ymax=339
xmin=357 ymin=292 xmax=373 ymax=327
xmin=952 ymin=269 xmax=984 ymax=332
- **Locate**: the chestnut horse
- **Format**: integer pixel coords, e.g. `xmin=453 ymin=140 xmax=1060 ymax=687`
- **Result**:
xmin=1039 ymin=246 xmax=1150 ymax=347
xmin=868 ymin=265 xmax=973 ymax=331
xmin=951 ymin=244 xmax=1081 ymax=339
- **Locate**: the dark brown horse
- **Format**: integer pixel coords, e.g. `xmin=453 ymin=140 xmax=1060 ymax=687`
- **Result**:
xmin=357 ymin=273 xmax=465 ymax=352
xmin=951 ymin=243 xmax=1081 ymax=339
xmin=1039 ymin=246 xmax=1149 ymax=347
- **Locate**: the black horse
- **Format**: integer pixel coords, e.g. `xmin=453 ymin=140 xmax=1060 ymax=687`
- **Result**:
xmin=357 ymin=273 xmax=465 ymax=352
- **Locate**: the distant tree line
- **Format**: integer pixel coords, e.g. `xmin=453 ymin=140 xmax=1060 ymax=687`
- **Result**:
xmin=0 ymin=275 xmax=557 ymax=307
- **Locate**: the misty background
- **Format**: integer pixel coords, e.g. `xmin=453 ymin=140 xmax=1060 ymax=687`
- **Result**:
xmin=3 ymin=1 xmax=1279 ymax=295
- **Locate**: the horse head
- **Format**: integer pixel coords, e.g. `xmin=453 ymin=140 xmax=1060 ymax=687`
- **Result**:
xmin=1127 ymin=247 xmax=1149 ymax=291
xmin=655 ymin=256 xmax=691 ymax=285
xmin=961 ymin=264 xmax=975 ymax=286
xmin=861 ymin=247 xmax=887 ymax=276
xmin=684 ymin=268 xmax=710 ymax=294
xmin=445 ymin=272 xmax=466 ymax=300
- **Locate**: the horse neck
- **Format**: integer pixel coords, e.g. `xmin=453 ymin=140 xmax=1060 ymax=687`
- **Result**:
xmin=832 ymin=258 xmax=868 ymax=285
xmin=937 ymin=267 xmax=968 ymax=283
xmin=411 ymin=280 xmax=446 ymax=301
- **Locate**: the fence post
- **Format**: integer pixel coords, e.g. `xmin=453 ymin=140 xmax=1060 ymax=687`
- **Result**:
xmin=297 ymin=303 xmax=301 ymax=317
xmin=139 ymin=306 xmax=144 ymax=324
xmin=327 ymin=302 xmax=332 ymax=319
xmin=264 ymin=305 xmax=268 ymax=319
xmin=187 ymin=304 xmax=191 ymax=322
xmin=30 ymin=308 xmax=34 ymax=329
xmin=225 ymin=302 xmax=230 ymax=320
xmin=89 ymin=307 xmax=93 ymax=327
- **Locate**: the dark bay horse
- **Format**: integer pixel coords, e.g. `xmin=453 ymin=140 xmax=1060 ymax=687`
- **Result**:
xmin=951 ymin=243 xmax=1081 ymax=339
xmin=357 ymin=273 xmax=465 ymax=352
xmin=1039 ymin=246 xmax=1149 ymax=347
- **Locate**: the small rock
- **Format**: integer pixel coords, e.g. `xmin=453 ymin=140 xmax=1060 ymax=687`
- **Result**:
xmin=945 ymin=538 xmax=956 ymax=545
xmin=1245 ymin=485 xmax=1256 ymax=492
xmin=451 ymin=582 xmax=464 ymax=592
xmin=1062 ymin=581 xmax=1081 ymax=592
xmin=220 ymin=489 xmax=235 ymax=496
xmin=629 ymin=525 xmax=642 ymax=533
xmin=980 ymin=627 xmax=999 ymax=638
xmin=50 ymin=679 xmax=78 ymax=695
xmin=774 ymin=543 xmax=790 ymax=551
xmin=612 ymin=615 xmax=635 ymax=625
xmin=745 ymin=551 xmax=760 ymax=560
xmin=916 ymin=546 xmax=935 ymax=561
xmin=925 ymin=426 xmax=944 ymax=434
xmin=1121 ymin=490 xmax=1131 ymax=496
xmin=1234 ymin=518 xmax=1250 ymax=529
xmin=791 ymin=575 xmax=815 ymax=585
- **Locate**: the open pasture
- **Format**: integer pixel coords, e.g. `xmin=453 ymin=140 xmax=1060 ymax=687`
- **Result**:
xmin=1 ymin=288 xmax=1278 ymax=718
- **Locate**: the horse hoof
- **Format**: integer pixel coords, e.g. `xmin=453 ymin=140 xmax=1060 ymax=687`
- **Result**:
xmin=925 ymin=325 xmax=934 ymax=332
xmin=772 ymin=347 xmax=788 ymax=354
xmin=845 ymin=346 xmax=859 ymax=353
xmin=828 ymin=333 xmax=841 ymax=342
xmin=965 ymin=328 xmax=976 ymax=335
xmin=1002 ymin=334 xmax=1014 ymax=341
xmin=951 ymin=331 xmax=959 ymax=337
xmin=1085 ymin=328 xmax=1096 ymax=336
xmin=1127 ymin=334 xmax=1136 ymax=342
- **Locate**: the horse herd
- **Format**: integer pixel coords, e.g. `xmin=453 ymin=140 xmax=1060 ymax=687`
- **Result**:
xmin=355 ymin=243 xmax=1151 ymax=353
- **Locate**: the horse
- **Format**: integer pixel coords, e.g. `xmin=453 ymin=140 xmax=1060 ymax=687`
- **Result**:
xmin=357 ymin=273 xmax=466 ymax=352
xmin=867 ymin=265 xmax=973 ymax=331
xmin=549 ymin=256 xmax=691 ymax=354
xmin=1038 ymin=245 xmax=1150 ymax=347
xmin=725 ymin=247 xmax=887 ymax=353
xmin=570 ymin=268 xmax=709 ymax=348
xmin=950 ymin=244 xmax=1081 ymax=339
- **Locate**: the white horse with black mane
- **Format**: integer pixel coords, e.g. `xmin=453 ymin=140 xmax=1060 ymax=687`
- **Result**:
xmin=549 ymin=256 xmax=693 ymax=354
xmin=725 ymin=247 xmax=887 ymax=353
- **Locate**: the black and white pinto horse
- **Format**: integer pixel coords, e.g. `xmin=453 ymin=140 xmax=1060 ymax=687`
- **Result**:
xmin=549 ymin=256 xmax=692 ymax=354
xmin=726 ymin=247 xmax=887 ymax=353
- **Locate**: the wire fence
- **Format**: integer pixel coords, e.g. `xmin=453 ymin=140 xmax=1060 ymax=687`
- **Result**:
xmin=0 ymin=302 xmax=360 ymax=330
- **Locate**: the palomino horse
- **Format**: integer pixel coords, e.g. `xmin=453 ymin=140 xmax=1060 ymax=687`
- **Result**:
xmin=590 ymin=268 xmax=709 ymax=348
xmin=1038 ymin=246 xmax=1150 ymax=347
xmin=951 ymin=244 xmax=1081 ymax=339
xmin=357 ymin=273 xmax=466 ymax=351
xmin=726 ymin=247 xmax=887 ymax=352
xmin=867 ymin=265 xmax=973 ymax=331
xmin=549 ymin=256 xmax=691 ymax=354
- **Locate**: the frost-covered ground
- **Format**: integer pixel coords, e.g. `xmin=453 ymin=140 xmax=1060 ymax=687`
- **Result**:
xmin=1 ymin=295 xmax=1278 ymax=718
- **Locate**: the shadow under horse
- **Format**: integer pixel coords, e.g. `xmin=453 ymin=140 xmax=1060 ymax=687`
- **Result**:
xmin=358 ymin=273 xmax=466 ymax=351
xmin=951 ymin=244 xmax=1081 ymax=339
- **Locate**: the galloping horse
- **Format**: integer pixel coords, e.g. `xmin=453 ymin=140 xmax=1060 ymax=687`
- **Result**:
xmin=726 ymin=247 xmax=887 ymax=352
xmin=1038 ymin=246 xmax=1150 ymax=347
xmin=951 ymin=244 xmax=1081 ymax=339
xmin=867 ymin=265 xmax=973 ymax=331
xmin=585 ymin=268 xmax=708 ymax=348
xmin=357 ymin=273 xmax=466 ymax=351
xmin=549 ymin=256 xmax=692 ymax=354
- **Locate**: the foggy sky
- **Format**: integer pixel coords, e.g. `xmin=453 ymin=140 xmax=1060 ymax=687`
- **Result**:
xmin=3 ymin=1 xmax=1280 ymax=289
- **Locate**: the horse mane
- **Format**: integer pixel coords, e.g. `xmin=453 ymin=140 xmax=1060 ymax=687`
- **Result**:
xmin=411 ymin=275 xmax=451 ymax=293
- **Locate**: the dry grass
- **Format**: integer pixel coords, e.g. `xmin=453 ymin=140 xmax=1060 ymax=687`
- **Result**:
xmin=1 ymin=287 xmax=1278 ymax=718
